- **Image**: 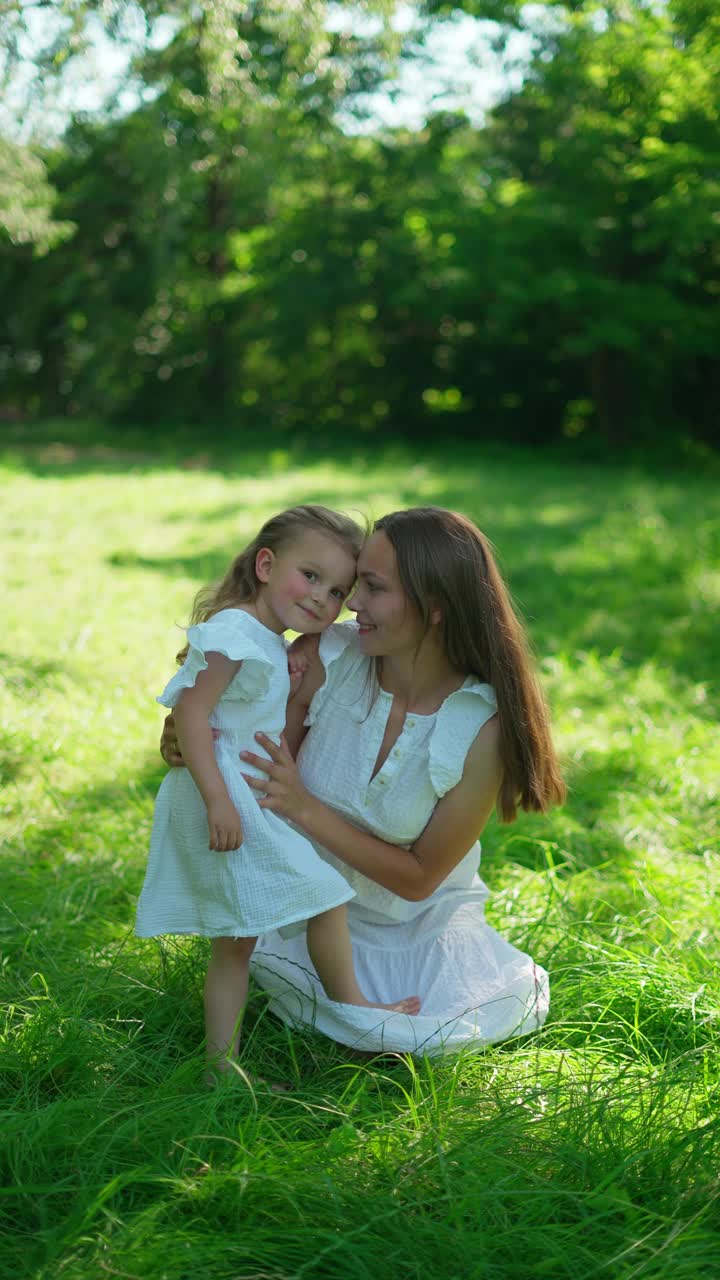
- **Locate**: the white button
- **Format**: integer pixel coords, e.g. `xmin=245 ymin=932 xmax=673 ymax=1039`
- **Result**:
xmin=378 ymin=777 xmax=386 ymax=785
xmin=407 ymin=719 xmax=415 ymax=728
xmin=393 ymin=748 xmax=401 ymax=757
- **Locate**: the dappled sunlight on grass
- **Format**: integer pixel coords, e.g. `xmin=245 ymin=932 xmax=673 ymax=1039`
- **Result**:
xmin=1 ymin=433 xmax=719 ymax=1277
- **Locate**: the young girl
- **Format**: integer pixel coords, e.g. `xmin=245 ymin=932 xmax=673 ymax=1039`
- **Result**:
xmin=136 ymin=504 xmax=419 ymax=1079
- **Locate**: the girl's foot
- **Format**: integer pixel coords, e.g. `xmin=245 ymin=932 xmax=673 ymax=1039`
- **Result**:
xmin=205 ymin=1061 xmax=293 ymax=1092
xmin=244 ymin=1071 xmax=293 ymax=1093
xmin=369 ymin=995 xmax=421 ymax=1015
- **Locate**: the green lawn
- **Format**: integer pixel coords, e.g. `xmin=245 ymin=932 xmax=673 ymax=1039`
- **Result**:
xmin=1 ymin=427 xmax=719 ymax=1279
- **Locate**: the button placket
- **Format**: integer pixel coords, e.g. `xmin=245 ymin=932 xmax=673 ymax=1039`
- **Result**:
xmin=365 ymin=692 xmax=394 ymax=795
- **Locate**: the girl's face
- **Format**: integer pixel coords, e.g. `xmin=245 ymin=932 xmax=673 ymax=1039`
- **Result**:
xmin=256 ymin=530 xmax=356 ymax=635
xmin=347 ymin=531 xmax=425 ymax=657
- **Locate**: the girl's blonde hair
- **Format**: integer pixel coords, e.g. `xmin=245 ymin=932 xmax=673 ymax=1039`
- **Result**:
xmin=375 ymin=507 xmax=566 ymax=822
xmin=177 ymin=504 xmax=364 ymax=662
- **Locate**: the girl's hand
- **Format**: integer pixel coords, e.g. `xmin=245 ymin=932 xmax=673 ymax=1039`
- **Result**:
xmin=287 ymin=632 xmax=320 ymax=695
xmin=241 ymin=734 xmax=312 ymax=824
xmin=288 ymin=649 xmax=310 ymax=695
xmin=206 ymin=795 xmax=243 ymax=852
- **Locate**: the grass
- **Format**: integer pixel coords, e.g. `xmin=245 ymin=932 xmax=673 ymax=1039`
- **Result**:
xmin=1 ymin=423 xmax=719 ymax=1279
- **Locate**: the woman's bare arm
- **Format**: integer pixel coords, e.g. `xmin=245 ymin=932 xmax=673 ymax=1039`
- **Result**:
xmin=242 ymin=716 xmax=502 ymax=901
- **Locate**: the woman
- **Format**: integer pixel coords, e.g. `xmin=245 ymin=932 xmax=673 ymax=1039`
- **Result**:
xmin=162 ymin=507 xmax=565 ymax=1056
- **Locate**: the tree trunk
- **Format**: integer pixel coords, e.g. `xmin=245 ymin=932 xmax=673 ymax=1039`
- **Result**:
xmin=587 ymin=345 xmax=632 ymax=447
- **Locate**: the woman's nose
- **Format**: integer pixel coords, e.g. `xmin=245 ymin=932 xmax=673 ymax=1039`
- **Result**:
xmin=347 ymin=590 xmax=359 ymax=611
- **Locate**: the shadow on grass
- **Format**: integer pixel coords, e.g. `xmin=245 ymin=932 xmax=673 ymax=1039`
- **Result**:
xmin=0 ymin=650 xmax=75 ymax=691
xmin=0 ymin=656 xmax=80 ymax=783
xmin=0 ymin=746 xmax=34 ymax=786
xmin=2 ymin=420 xmax=314 ymax=479
xmin=481 ymin=742 xmax=668 ymax=880
xmin=108 ymin=548 xmax=231 ymax=582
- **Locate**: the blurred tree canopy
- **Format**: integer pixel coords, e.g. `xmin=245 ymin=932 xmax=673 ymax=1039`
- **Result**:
xmin=0 ymin=0 xmax=718 ymax=448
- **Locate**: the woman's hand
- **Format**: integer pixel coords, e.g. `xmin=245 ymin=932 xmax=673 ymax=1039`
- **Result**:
xmin=241 ymin=733 xmax=313 ymax=824
xmin=160 ymin=714 xmax=185 ymax=767
xmin=160 ymin=713 xmax=219 ymax=767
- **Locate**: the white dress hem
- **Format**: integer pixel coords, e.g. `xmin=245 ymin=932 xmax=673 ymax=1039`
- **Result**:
xmin=135 ymin=882 xmax=354 ymax=941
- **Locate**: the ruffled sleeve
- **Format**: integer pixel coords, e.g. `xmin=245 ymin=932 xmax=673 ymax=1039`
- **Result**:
xmin=304 ymin=621 xmax=366 ymax=727
xmin=157 ymin=609 xmax=277 ymax=708
xmin=428 ymin=679 xmax=498 ymax=798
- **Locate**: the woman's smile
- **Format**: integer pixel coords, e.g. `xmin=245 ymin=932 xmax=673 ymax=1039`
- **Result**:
xmin=349 ymin=532 xmax=423 ymax=654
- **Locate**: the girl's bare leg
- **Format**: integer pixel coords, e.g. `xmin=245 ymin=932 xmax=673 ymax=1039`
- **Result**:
xmin=306 ymin=906 xmax=420 ymax=1014
xmin=204 ymin=935 xmax=257 ymax=1077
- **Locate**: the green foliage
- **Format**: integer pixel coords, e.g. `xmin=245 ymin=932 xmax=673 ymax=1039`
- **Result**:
xmin=477 ymin=1 xmax=720 ymax=444
xmin=1 ymin=430 xmax=719 ymax=1277
xmin=0 ymin=138 xmax=74 ymax=254
xmin=0 ymin=1 xmax=718 ymax=446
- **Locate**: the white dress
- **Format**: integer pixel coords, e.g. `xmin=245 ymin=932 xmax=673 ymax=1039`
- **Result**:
xmin=251 ymin=623 xmax=550 ymax=1056
xmin=135 ymin=609 xmax=354 ymax=939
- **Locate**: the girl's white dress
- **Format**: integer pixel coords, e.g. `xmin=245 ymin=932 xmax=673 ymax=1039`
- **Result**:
xmin=135 ymin=609 xmax=354 ymax=939
xmin=251 ymin=623 xmax=550 ymax=1056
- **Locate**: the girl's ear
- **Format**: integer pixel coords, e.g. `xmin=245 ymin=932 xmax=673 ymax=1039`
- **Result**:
xmin=255 ymin=547 xmax=274 ymax=583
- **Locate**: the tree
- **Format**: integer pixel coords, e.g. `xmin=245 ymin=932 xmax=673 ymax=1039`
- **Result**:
xmin=0 ymin=2 xmax=410 ymax=420
xmin=0 ymin=136 xmax=73 ymax=252
xmin=470 ymin=0 xmax=720 ymax=443
xmin=2 ymin=1 xmax=718 ymax=445
xmin=415 ymin=0 xmax=720 ymax=444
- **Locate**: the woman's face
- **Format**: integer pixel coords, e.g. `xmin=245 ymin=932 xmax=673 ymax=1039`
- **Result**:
xmin=347 ymin=531 xmax=425 ymax=657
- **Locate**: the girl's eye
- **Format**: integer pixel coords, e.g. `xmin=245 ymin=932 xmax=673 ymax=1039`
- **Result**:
xmin=331 ymin=588 xmax=346 ymax=600
xmin=303 ymin=570 xmax=318 ymax=582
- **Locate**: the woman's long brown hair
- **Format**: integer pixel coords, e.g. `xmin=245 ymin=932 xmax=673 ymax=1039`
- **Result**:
xmin=375 ymin=507 xmax=566 ymax=822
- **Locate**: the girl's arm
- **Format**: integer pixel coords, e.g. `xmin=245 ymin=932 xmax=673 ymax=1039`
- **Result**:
xmin=172 ymin=653 xmax=244 ymax=852
xmin=241 ymin=716 xmax=502 ymax=901
xmin=160 ymin=636 xmax=325 ymax=765
xmin=282 ymin=635 xmax=325 ymax=757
